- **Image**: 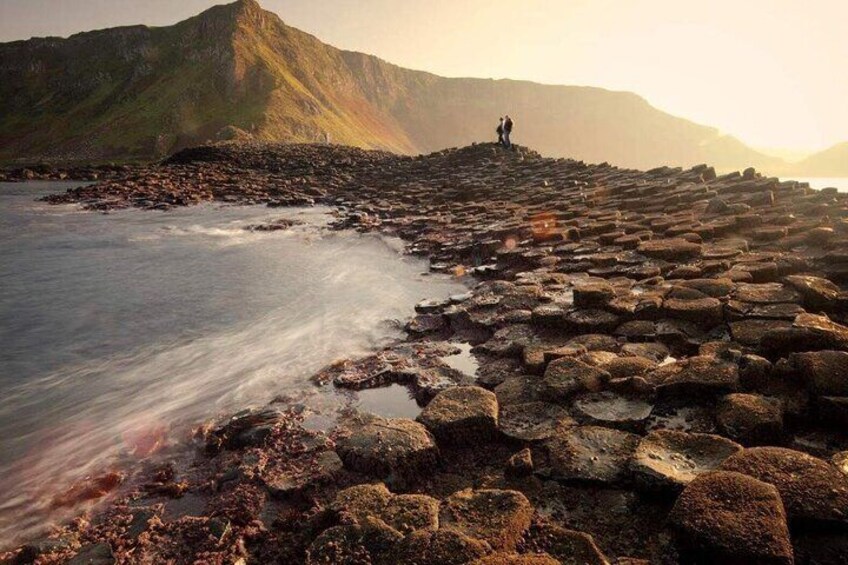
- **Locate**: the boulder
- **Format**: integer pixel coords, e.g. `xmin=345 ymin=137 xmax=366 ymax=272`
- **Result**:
xmin=631 ymin=430 xmax=742 ymax=493
xmin=760 ymin=313 xmax=848 ymax=357
xmin=331 ymin=483 xmax=440 ymax=535
xmin=716 ymin=394 xmax=784 ymax=446
xmin=720 ymin=447 xmax=848 ymax=529
xmin=438 ymin=489 xmax=533 ymax=552
xmin=519 ymin=523 xmax=609 ymax=565
xmin=505 ymin=448 xmax=534 ymax=478
xmin=789 ymin=350 xmax=848 ymax=397
xmin=306 ymin=518 xmax=404 ymax=565
xmin=390 ymin=528 xmax=491 ymax=565
xmin=600 ymin=356 xmax=658 ymax=379
xmin=498 ymin=402 xmax=575 ymax=442
xmin=662 ymin=297 xmax=724 ymax=327
xmin=542 ymin=425 xmax=639 ymax=484
xmin=417 ymin=386 xmax=498 ymax=445
xmin=668 ymin=471 xmax=793 ymax=565
xmin=542 ymin=358 xmax=610 ymax=401
xmin=784 ymin=274 xmax=843 ymax=313
xmin=336 ymin=415 xmax=439 ymax=484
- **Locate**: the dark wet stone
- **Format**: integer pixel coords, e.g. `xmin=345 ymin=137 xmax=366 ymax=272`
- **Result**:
xmin=563 ymin=308 xmax=621 ymax=334
xmin=67 ymin=543 xmax=115 ymax=565
xmin=669 ymin=471 xmax=793 ymax=565
xmin=542 ymin=357 xmax=611 ymax=401
xmin=336 ymin=415 xmax=439 ymax=484
xmin=494 ymin=376 xmax=539 ymax=407
xmin=417 ymin=386 xmax=499 ymax=445
xmin=265 ymin=450 xmax=343 ymax=499
xmin=439 ymin=489 xmax=533 ymax=551
xmin=498 ymin=402 xmax=575 ymax=442
xmin=720 ymin=447 xmax=848 ymax=529
xmin=572 ymin=392 xmax=653 ymax=431
xmin=716 ymin=394 xmax=784 ymax=446
xmin=542 ymin=425 xmax=639 ymax=484
xmin=631 ymin=430 xmax=742 ymax=493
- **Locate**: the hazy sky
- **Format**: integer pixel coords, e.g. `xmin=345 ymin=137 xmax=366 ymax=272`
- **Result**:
xmin=1 ymin=0 xmax=846 ymax=155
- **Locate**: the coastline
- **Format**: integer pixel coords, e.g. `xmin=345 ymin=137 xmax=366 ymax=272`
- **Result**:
xmin=3 ymin=141 xmax=848 ymax=564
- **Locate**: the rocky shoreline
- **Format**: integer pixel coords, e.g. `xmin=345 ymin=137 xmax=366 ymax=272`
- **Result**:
xmin=4 ymin=141 xmax=848 ymax=564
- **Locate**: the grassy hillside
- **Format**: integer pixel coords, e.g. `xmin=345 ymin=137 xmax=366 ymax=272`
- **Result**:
xmin=0 ymin=0 xmax=783 ymax=172
xmin=791 ymin=142 xmax=848 ymax=177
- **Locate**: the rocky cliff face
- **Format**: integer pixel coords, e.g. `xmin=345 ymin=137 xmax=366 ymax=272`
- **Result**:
xmin=791 ymin=142 xmax=848 ymax=177
xmin=0 ymin=0 xmax=781 ymax=171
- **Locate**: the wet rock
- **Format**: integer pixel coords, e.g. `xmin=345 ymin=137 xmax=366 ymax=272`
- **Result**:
xmin=631 ymin=430 xmax=742 ymax=493
xmin=336 ymin=415 xmax=439 ymax=484
xmin=733 ymin=283 xmax=801 ymax=304
xmin=572 ymin=392 xmax=653 ymax=431
xmin=498 ymin=402 xmax=575 ymax=442
xmin=678 ymin=278 xmax=735 ymax=298
xmin=417 ymin=386 xmax=498 ymax=445
xmin=542 ymin=357 xmax=610 ymax=401
xmin=390 ymin=528 xmax=492 ymax=565
xmin=564 ymin=308 xmax=621 ymax=334
xmin=494 ymin=376 xmax=540 ymax=407
xmin=644 ymin=355 xmax=739 ymax=398
xmin=833 ymin=451 xmax=848 ymax=477
xmin=306 ymin=517 xmax=403 ymax=565
xmin=206 ymin=407 xmax=283 ymax=452
xmin=668 ymin=471 xmax=793 ymax=565
xmin=67 ymin=543 xmax=115 ymax=565
xmin=716 ymin=394 xmax=784 ymax=446
xmin=438 ymin=489 xmax=533 ymax=551
xmin=330 ymin=483 xmax=439 ymax=535
xmin=720 ymin=447 xmax=848 ymax=529
xmin=265 ymin=450 xmax=343 ymax=498
xmin=519 ymin=523 xmax=609 ymax=565
xmin=542 ymin=425 xmax=639 ymax=484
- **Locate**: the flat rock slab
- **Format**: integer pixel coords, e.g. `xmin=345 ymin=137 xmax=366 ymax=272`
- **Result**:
xmin=498 ymin=402 xmax=575 ymax=442
xmin=760 ymin=313 xmax=848 ymax=357
xmin=638 ymin=238 xmax=702 ymax=261
xmin=733 ymin=283 xmax=801 ymax=304
xmin=331 ymin=483 xmax=439 ymax=535
xmin=541 ymin=357 xmax=610 ymax=402
xmin=631 ymin=430 xmax=742 ymax=493
xmin=438 ymin=489 xmax=533 ymax=552
xmin=790 ymin=350 xmax=848 ymax=396
xmin=336 ymin=415 xmax=439 ymax=484
xmin=716 ymin=393 xmax=784 ymax=446
xmin=469 ymin=554 xmax=560 ymax=565
xmin=542 ymin=425 xmax=640 ymax=484
xmin=720 ymin=447 xmax=848 ymax=529
xmin=417 ymin=386 xmax=499 ymax=445
xmin=572 ymin=392 xmax=653 ymax=431
xmin=644 ymin=355 xmax=739 ymax=398
xmin=669 ymin=471 xmax=794 ymax=565
xmin=662 ymin=297 xmax=724 ymax=327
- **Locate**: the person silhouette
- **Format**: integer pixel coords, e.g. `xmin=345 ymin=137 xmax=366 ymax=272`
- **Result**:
xmin=496 ymin=117 xmax=505 ymax=146
xmin=503 ymin=115 xmax=514 ymax=149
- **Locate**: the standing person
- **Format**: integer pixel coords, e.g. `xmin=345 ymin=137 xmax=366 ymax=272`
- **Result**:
xmin=496 ymin=117 xmax=505 ymax=146
xmin=503 ymin=115 xmax=514 ymax=148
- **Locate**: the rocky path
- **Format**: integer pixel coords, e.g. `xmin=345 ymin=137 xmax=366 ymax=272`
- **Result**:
xmin=6 ymin=142 xmax=848 ymax=564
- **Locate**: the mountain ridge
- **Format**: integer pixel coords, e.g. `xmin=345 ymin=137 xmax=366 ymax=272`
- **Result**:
xmin=0 ymin=0 xmax=787 ymax=172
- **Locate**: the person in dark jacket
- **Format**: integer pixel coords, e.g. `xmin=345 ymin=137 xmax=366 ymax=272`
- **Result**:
xmin=496 ymin=117 xmax=505 ymax=145
xmin=503 ymin=115 xmax=514 ymax=148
